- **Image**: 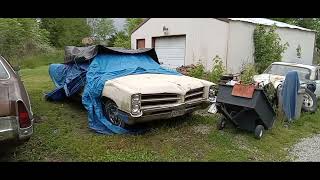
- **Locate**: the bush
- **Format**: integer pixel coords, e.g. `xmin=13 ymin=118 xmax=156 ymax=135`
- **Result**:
xmin=239 ymin=63 xmax=257 ymax=85
xmin=253 ymin=25 xmax=289 ymax=73
xmin=0 ymin=18 xmax=52 ymax=59
xmin=189 ymin=62 xmax=206 ymax=79
xmin=208 ymin=56 xmax=226 ymax=83
xmin=187 ymin=56 xmax=226 ymax=84
xmin=9 ymin=50 xmax=64 ymax=69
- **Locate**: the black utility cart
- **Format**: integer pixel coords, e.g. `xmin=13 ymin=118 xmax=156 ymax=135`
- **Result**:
xmin=216 ymin=84 xmax=276 ymax=139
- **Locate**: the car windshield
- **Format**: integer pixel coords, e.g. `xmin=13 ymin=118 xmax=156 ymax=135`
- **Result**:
xmin=0 ymin=60 xmax=9 ymax=79
xmin=264 ymin=64 xmax=311 ymax=81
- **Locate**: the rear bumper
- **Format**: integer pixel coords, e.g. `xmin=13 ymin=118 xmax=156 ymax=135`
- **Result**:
xmin=124 ymin=99 xmax=211 ymax=125
xmin=0 ymin=116 xmax=33 ymax=142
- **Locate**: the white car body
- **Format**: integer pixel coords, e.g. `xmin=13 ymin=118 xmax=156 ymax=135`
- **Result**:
xmin=253 ymin=62 xmax=320 ymax=98
xmin=101 ymin=73 xmax=215 ymax=125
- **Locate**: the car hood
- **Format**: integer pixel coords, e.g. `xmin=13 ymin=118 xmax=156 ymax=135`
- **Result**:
xmin=106 ymin=73 xmax=214 ymax=94
xmin=253 ymin=74 xmax=285 ymax=88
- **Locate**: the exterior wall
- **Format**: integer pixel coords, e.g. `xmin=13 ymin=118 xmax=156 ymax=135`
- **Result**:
xmin=131 ymin=18 xmax=229 ymax=70
xmin=132 ymin=18 xmax=316 ymax=74
xmin=226 ymin=21 xmax=255 ymax=74
xmin=227 ymin=21 xmax=316 ymax=74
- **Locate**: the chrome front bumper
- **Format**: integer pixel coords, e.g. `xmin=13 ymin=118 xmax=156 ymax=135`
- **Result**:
xmin=0 ymin=116 xmax=33 ymax=142
xmin=124 ymin=99 xmax=211 ymax=125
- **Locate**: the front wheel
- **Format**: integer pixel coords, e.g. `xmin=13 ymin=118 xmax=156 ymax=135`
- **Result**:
xmin=254 ymin=125 xmax=265 ymax=139
xmin=302 ymin=88 xmax=317 ymax=113
xmin=103 ymin=100 xmax=126 ymax=128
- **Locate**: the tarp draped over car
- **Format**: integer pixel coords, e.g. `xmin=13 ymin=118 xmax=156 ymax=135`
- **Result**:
xmin=64 ymin=45 xmax=160 ymax=64
xmin=281 ymin=71 xmax=300 ymax=121
xmin=46 ymin=46 xmax=180 ymax=134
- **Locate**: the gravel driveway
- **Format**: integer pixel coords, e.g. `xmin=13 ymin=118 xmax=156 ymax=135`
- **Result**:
xmin=289 ymin=134 xmax=320 ymax=162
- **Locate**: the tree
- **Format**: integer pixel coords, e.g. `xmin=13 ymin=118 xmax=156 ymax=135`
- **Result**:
xmin=113 ymin=31 xmax=131 ymax=48
xmin=113 ymin=18 xmax=144 ymax=48
xmin=0 ymin=18 xmax=51 ymax=59
xmin=125 ymin=18 xmax=144 ymax=35
xmin=87 ymin=18 xmax=116 ymax=45
xmin=40 ymin=18 xmax=91 ymax=48
xmin=96 ymin=19 xmax=116 ymax=45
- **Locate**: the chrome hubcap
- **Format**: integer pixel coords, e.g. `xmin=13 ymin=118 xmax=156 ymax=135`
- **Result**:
xmin=303 ymin=93 xmax=314 ymax=108
xmin=107 ymin=104 xmax=122 ymax=126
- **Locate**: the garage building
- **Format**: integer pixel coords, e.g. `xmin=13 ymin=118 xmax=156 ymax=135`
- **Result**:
xmin=131 ymin=18 xmax=316 ymax=73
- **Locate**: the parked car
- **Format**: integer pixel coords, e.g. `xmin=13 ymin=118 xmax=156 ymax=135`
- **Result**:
xmin=47 ymin=46 xmax=217 ymax=131
xmin=100 ymin=73 xmax=216 ymax=127
xmin=0 ymin=56 xmax=33 ymax=144
xmin=253 ymin=62 xmax=320 ymax=112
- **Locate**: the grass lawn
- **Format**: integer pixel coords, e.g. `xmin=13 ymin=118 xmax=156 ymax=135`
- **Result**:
xmin=1 ymin=54 xmax=320 ymax=162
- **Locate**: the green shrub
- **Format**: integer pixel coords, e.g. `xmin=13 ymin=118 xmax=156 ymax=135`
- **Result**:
xmin=208 ymin=55 xmax=226 ymax=84
xmin=240 ymin=63 xmax=257 ymax=85
xmin=10 ymin=50 xmax=64 ymax=69
xmin=189 ymin=62 xmax=206 ymax=79
xmin=0 ymin=18 xmax=52 ymax=59
xmin=253 ymin=25 xmax=289 ymax=73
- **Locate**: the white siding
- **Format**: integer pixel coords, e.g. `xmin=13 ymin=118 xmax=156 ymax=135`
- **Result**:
xmin=227 ymin=21 xmax=316 ymax=74
xmin=131 ymin=18 xmax=229 ymax=70
xmin=132 ymin=18 xmax=316 ymax=74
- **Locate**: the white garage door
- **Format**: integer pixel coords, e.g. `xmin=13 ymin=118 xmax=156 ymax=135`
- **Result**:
xmin=155 ymin=36 xmax=186 ymax=69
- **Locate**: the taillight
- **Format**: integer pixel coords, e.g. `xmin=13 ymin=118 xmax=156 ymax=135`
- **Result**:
xmin=17 ymin=101 xmax=31 ymax=128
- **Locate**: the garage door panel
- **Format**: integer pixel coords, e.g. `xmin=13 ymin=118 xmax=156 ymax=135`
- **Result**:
xmin=155 ymin=36 xmax=186 ymax=68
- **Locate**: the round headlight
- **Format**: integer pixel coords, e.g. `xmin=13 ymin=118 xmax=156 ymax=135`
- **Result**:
xmin=132 ymin=104 xmax=140 ymax=111
xmin=132 ymin=97 xmax=140 ymax=102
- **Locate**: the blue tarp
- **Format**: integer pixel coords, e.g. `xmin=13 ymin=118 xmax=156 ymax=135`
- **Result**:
xmin=47 ymin=53 xmax=180 ymax=134
xmin=281 ymin=71 xmax=300 ymax=121
xmin=46 ymin=63 xmax=89 ymax=101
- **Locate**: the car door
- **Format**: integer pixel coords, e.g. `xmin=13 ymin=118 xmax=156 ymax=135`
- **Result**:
xmin=314 ymin=67 xmax=320 ymax=98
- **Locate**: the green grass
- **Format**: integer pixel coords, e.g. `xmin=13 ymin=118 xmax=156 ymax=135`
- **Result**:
xmin=9 ymin=50 xmax=64 ymax=69
xmin=2 ymin=60 xmax=320 ymax=161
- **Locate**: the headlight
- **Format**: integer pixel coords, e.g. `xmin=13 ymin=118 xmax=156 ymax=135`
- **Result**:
xmin=131 ymin=94 xmax=142 ymax=116
xmin=208 ymin=86 xmax=216 ymax=102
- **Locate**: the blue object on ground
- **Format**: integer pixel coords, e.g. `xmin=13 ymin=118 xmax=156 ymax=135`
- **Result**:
xmin=45 ymin=63 xmax=89 ymax=101
xmin=281 ymin=71 xmax=300 ymax=121
xmin=46 ymin=53 xmax=180 ymax=134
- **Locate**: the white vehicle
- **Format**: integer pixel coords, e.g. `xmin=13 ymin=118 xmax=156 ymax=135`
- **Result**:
xmin=253 ymin=62 xmax=320 ymax=112
xmin=101 ymin=74 xmax=216 ymax=127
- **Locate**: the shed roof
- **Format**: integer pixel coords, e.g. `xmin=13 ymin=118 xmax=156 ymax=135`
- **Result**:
xmin=132 ymin=18 xmax=316 ymax=34
xmin=228 ymin=18 xmax=315 ymax=32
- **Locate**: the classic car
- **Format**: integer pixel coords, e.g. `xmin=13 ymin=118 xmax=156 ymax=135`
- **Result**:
xmin=253 ymin=62 xmax=320 ymax=112
xmin=101 ymin=73 xmax=216 ymax=127
xmin=0 ymin=56 xmax=34 ymax=143
xmin=46 ymin=46 xmax=216 ymax=131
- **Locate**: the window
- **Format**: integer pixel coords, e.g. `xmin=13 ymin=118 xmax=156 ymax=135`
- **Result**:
xmin=265 ymin=64 xmax=311 ymax=81
xmin=0 ymin=60 xmax=9 ymax=79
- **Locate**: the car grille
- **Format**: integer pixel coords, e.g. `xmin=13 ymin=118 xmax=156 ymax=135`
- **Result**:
xmin=185 ymin=87 xmax=204 ymax=102
xmin=141 ymin=93 xmax=180 ymax=109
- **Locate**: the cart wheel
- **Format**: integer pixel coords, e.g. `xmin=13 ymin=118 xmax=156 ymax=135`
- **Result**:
xmin=217 ymin=117 xmax=226 ymax=130
xmin=254 ymin=125 xmax=265 ymax=139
